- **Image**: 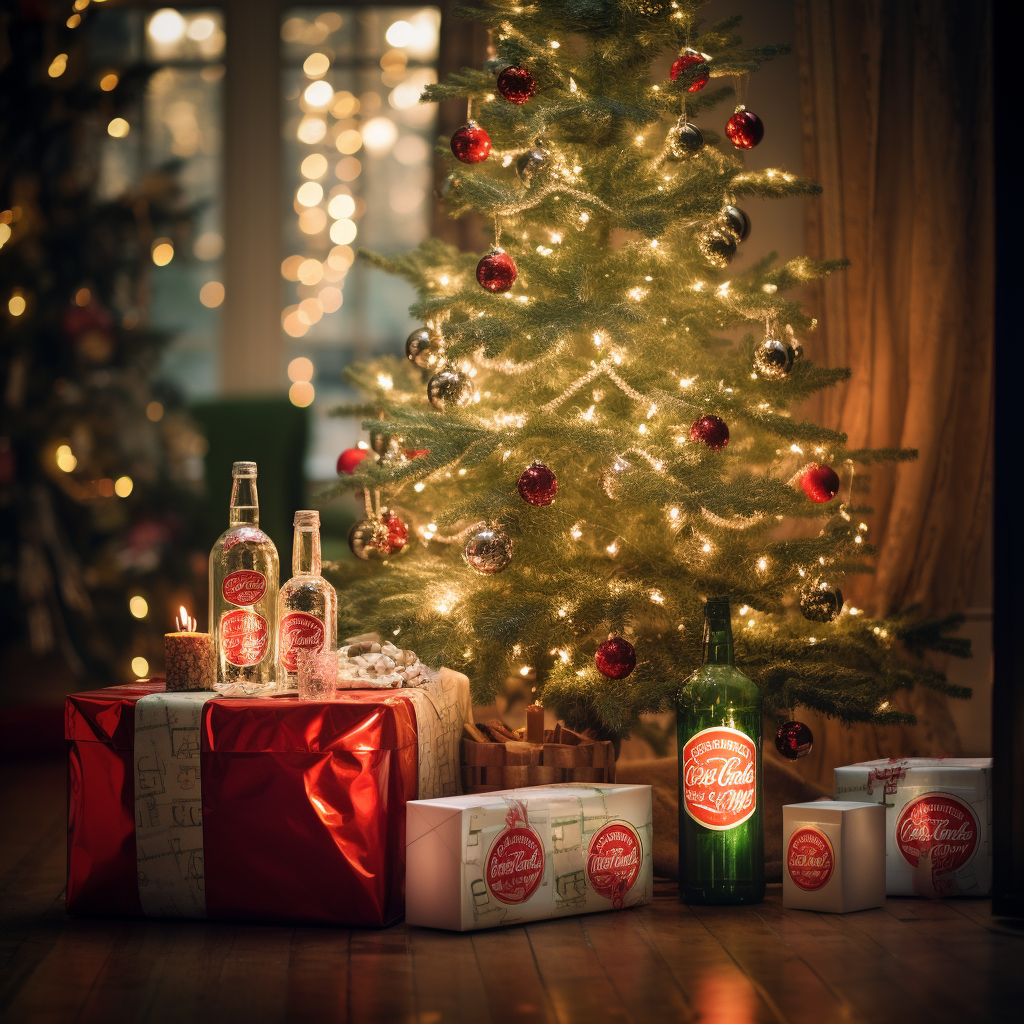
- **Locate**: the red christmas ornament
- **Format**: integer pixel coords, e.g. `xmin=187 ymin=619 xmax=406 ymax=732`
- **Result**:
xmin=381 ymin=511 xmax=409 ymax=554
xmin=669 ymin=49 xmax=710 ymax=92
xmin=775 ymin=720 xmax=813 ymax=760
xmin=689 ymin=415 xmax=730 ymax=450
xmin=450 ymin=120 xmax=491 ymax=163
xmin=476 ymin=248 xmax=518 ymax=292
xmin=725 ymin=108 xmax=764 ymax=149
xmin=336 ymin=447 xmax=369 ymax=475
xmin=517 ymin=462 xmax=558 ymax=507
xmin=404 ymin=448 xmax=430 ymax=460
xmin=595 ymin=637 xmax=636 ymax=679
xmin=801 ymin=464 xmax=841 ymax=503
xmin=496 ymin=65 xmax=536 ymax=105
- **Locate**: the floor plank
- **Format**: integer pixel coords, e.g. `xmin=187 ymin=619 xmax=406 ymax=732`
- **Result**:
xmin=3 ymin=759 xmax=1024 ymax=1024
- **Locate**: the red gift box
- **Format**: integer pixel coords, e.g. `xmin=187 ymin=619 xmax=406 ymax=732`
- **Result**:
xmin=66 ymin=682 xmax=419 ymax=925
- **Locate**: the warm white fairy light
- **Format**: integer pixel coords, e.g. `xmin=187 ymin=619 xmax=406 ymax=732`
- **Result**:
xmin=679 ymin=377 xmax=696 ymax=389
xmin=878 ymin=700 xmax=890 ymax=711
xmin=668 ymin=507 xmax=679 ymax=520
xmin=606 ymin=541 xmax=618 ymax=556
xmin=414 ymin=482 xmax=425 ymax=492
xmin=650 ymin=239 xmax=659 ymax=247
xmin=790 ymin=444 xmax=804 ymax=454
xmin=716 ymin=282 xmax=731 ymax=297
xmin=855 ymin=535 xmax=863 ymax=544
xmin=628 ymin=287 xmax=648 ymax=301
xmin=691 ymin=281 xmax=704 ymax=292
xmin=638 ymin=424 xmax=647 ymax=434
xmin=762 ymin=283 xmax=777 ymax=294
xmin=649 ymin=590 xmax=664 ymax=604
xmin=593 ymin=330 xmax=607 ymax=348
xmin=808 ymin=637 xmax=818 ymax=645
xmin=570 ymin=524 xmax=583 ymax=539
xmin=634 ymin=135 xmax=645 ymax=146
xmin=569 ymin=78 xmax=578 ymax=93
xmin=519 ymin=665 xmax=532 ymax=676
xmin=458 ymin=468 xmax=467 ymax=476
xmin=701 ymin=542 xmax=712 ymax=553
xmin=647 ymin=404 xmax=657 ymax=418
xmin=848 ymin=607 xmax=863 ymax=616
xmin=558 ymin=607 xmax=568 ymax=618
xmin=579 ymin=211 xmax=589 ymax=222
xmin=550 ymin=232 xmax=563 ymax=243
xmin=739 ymin=604 xmax=750 ymax=615
xmin=757 ymin=557 xmax=768 ymax=572
xmin=377 ymin=373 xmax=393 ymax=389
xmin=581 ymin=404 xmax=596 ymax=422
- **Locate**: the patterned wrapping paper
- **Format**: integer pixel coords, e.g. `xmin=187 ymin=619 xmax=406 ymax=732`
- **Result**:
xmin=406 ymin=784 xmax=654 ymax=931
xmin=65 ymin=671 xmax=469 ymax=926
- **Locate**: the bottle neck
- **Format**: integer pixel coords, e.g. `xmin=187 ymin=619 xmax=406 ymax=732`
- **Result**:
xmin=293 ymin=526 xmax=321 ymax=576
xmin=702 ymin=601 xmax=734 ymax=666
xmin=229 ymin=475 xmax=259 ymax=526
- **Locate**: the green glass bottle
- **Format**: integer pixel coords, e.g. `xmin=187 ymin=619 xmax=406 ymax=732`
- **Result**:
xmin=677 ymin=597 xmax=765 ymax=904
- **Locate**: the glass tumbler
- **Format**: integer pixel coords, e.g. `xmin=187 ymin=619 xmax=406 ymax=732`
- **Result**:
xmin=296 ymin=647 xmax=338 ymax=701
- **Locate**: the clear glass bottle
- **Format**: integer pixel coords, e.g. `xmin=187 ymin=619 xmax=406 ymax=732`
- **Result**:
xmin=677 ymin=597 xmax=765 ymax=904
xmin=209 ymin=461 xmax=280 ymax=691
xmin=277 ymin=509 xmax=337 ymax=689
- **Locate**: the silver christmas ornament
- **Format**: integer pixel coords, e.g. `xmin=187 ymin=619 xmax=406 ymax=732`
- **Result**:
xmin=670 ymin=119 xmax=704 ymax=158
xmin=516 ymin=148 xmax=548 ymax=185
xmin=754 ymin=338 xmax=796 ymax=380
xmin=405 ymin=327 xmax=441 ymax=369
xmin=463 ymin=522 xmax=513 ymax=575
xmin=799 ymin=580 xmax=844 ymax=622
xmin=698 ymin=229 xmax=737 ymax=268
xmin=427 ymin=368 xmax=474 ymax=410
xmin=719 ymin=205 xmax=751 ymax=242
xmin=348 ymin=518 xmax=385 ymax=561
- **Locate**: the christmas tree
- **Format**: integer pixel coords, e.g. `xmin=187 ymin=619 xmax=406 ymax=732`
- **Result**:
xmin=0 ymin=6 xmax=205 ymax=683
xmin=325 ymin=0 xmax=968 ymax=737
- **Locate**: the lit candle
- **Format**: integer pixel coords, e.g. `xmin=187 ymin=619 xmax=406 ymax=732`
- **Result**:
xmin=526 ymin=701 xmax=545 ymax=744
xmin=164 ymin=606 xmax=215 ymax=692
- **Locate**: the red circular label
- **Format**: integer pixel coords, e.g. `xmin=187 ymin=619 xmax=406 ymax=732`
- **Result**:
xmin=486 ymin=824 xmax=545 ymax=905
xmin=787 ymin=827 xmax=835 ymax=891
xmin=682 ymin=726 xmax=758 ymax=830
xmin=279 ymin=612 xmax=326 ymax=672
xmin=222 ymin=569 xmax=267 ymax=607
xmin=587 ymin=821 xmax=642 ymax=908
xmin=895 ymin=793 xmax=979 ymax=874
xmin=219 ymin=609 xmax=270 ymax=667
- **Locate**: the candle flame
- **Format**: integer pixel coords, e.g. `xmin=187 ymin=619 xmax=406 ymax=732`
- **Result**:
xmin=176 ymin=605 xmax=196 ymax=632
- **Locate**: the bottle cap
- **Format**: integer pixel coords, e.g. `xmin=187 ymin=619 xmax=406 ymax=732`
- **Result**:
xmin=232 ymin=461 xmax=257 ymax=477
xmin=294 ymin=509 xmax=320 ymax=527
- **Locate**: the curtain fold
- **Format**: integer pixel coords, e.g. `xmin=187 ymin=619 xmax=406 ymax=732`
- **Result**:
xmin=794 ymin=0 xmax=993 ymax=784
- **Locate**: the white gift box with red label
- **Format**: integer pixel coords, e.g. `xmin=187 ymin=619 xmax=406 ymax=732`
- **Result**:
xmin=833 ymin=758 xmax=993 ymax=897
xmin=405 ymin=783 xmax=653 ymax=931
xmin=783 ymin=801 xmax=886 ymax=913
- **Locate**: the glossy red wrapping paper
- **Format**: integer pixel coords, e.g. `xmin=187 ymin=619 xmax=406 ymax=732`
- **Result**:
xmin=65 ymin=682 xmax=418 ymax=926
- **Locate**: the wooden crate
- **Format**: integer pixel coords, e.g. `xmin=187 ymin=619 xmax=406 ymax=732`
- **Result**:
xmin=460 ymin=720 xmax=616 ymax=793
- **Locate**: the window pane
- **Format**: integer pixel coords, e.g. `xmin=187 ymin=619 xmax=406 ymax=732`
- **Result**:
xmin=90 ymin=7 xmax=225 ymax=403
xmin=281 ymin=7 xmax=440 ymax=479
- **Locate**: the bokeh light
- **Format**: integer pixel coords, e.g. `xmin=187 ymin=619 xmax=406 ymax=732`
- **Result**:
xmin=132 ymin=656 xmax=150 ymax=678
xmin=296 ymin=181 xmax=323 ymax=207
xmin=151 ymin=241 xmax=174 ymax=266
xmin=319 ymin=286 xmax=342 ymax=313
xmin=327 ymin=193 xmax=355 ymax=219
xmin=361 ymin=117 xmax=398 ymax=155
xmin=303 ymin=80 xmax=334 ymax=108
xmin=289 ymin=381 xmax=315 ymax=407
xmin=335 ymin=157 xmax=361 ymax=181
xmin=298 ymin=207 xmax=327 ymax=234
xmin=329 ymin=219 xmax=357 ymax=245
xmin=55 ymin=445 xmax=77 ymax=473
xmin=297 ymin=259 xmax=323 ymax=285
xmin=148 ymin=9 xmax=186 ymax=45
xmin=115 ymin=476 xmax=134 ymax=497
xmin=146 ymin=401 xmax=164 ymax=422
xmin=301 ymin=153 xmax=328 ymax=178
xmin=99 ymin=72 xmax=119 ymax=91
xmin=199 ymin=281 xmax=225 ymax=307
xmin=303 ymin=52 xmax=331 ymax=77
xmin=48 ymin=54 xmax=68 ymax=78
xmin=129 ymin=595 xmax=149 ymax=619
xmin=335 ymin=129 xmax=362 ymax=155
xmin=288 ymin=357 xmax=314 ymax=382
xmin=107 ymin=118 xmax=130 ymax=138
xmin=8 ymin=295 xmax=26 ymax=316
xmin=193 ymin=231 xmax=223 ymax=260
xmin=297 ymin=117 xmax=327 ymax=144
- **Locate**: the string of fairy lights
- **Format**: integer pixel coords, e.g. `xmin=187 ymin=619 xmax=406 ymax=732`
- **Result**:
xmin=342 ymin=6 xmax=882 ymax=689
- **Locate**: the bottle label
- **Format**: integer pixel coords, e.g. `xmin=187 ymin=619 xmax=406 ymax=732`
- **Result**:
xmin=787 ymin=826 xmax=834 ymax=891
xmin=219 ymin=609 xmax=270 ymax=667
xmin=222 ymin=569 xmax=267 ymax=607
xmin=895 ymin=792 xmax=978 ymax=874
xmin=279 ymin=612 xmax=326 ymax=673
xmin=682 ymin=725 xmax=757 ymax=830
xmin=587 ymin=821 xmax=642 ymax=908
xmin=223 ymin=527 xmax=270 ymax=552
xmin=485 ymin=801 xmax=545 ymax=905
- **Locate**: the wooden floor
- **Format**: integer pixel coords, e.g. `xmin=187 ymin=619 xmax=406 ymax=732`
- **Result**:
xmin=2 ymin=760 xmax=1022 ymax=1024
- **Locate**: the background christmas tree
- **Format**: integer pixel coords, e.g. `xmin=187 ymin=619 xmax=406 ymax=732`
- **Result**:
xmin=324 ymin=0 xmax=968 ymax=738
xmin=0 ymin=3 xmax=205 ymax=685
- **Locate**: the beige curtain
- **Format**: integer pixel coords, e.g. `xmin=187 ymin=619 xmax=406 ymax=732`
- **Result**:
xmin=793 ymin=0 xmax=994 ymax=784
